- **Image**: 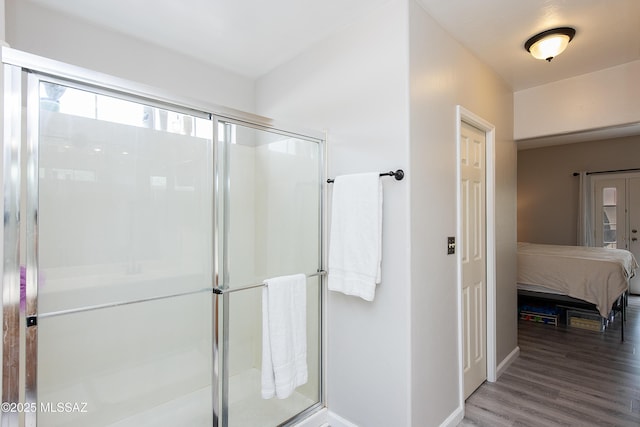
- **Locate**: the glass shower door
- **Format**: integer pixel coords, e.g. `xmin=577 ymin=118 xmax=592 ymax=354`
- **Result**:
xmin=32 ymin=78 xmax=216 ymax=426
xmin=219 ymin=121 xmax=323 ymax=426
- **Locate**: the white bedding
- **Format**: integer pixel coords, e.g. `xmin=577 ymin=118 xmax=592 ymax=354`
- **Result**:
xmin=517 ymin=242 xmax=638 ymax=317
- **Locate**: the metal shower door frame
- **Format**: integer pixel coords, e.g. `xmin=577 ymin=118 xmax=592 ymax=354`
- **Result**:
xmin=1 ymin=46 xmax=326 ymax=427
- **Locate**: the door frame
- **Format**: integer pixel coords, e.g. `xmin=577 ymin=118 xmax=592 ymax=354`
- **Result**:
xmin=455 ymin=106 xmax=496 ymax=404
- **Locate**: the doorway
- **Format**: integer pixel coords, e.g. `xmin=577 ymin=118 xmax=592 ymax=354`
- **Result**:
xmin=456 ymin=106 xmax=496 ymax=401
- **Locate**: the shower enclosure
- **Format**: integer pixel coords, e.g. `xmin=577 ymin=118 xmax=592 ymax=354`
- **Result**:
xmin=1 ymin=48 xmax=324 ymax=427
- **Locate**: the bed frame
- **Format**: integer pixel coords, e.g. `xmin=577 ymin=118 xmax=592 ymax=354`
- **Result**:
xmin=517 ymin=242 xmax=636 ymax=342
xmin=517 ymin=288 xmax=627 ymax=341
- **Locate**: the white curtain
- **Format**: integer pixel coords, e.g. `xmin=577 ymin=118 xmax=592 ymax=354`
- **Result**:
xmin=577 ymin=171 xmax=594 ymax=246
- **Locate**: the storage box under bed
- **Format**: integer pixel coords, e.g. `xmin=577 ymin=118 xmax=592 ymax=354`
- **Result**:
xmin=566 ymin=308 xmax=607 ymax=332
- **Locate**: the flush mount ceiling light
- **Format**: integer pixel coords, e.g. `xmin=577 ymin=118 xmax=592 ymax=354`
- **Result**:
xmin=524 ymin=27 xmax=576 ymax=62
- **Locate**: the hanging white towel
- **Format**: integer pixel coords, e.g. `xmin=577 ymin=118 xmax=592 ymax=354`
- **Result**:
xmin=328 ymin=172 xmax=382 ymax=301
xmin=261 ymin=274 xmax=308 ymax=399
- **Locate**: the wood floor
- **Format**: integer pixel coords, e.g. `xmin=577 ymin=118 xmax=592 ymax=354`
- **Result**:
xmin=460 ymin=296 xmax=640 ymax=427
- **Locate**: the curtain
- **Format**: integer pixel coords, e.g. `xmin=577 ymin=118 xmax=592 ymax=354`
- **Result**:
xmin=577 ymin=171 xmax=594 ymax=246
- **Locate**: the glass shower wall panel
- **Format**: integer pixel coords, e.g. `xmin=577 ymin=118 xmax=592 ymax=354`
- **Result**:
xmin=37 ymin=82 xmax=214 ymax=314
xmin=254 ymin=137 xmax=321 ymax=279
xmin=226 ymin=278 xmax=320 ymax=427
xmin=222 ymin=121 xmax=322 ymax=427
xmin=223 ymin=123 xmax=321 ymax=288
xmin=37 ymin=293 xmax=213 ymax=427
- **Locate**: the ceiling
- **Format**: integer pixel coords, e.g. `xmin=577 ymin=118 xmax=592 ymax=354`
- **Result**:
xmin=29 ymin=0 xmax=640 ymax=89
xmin=28 ymin=0 xmax=391 ymax=80
xmin=418 ymin=0 xmax=639 ymax=91
xmin=28 ymin=0 xmax=640 ymax=145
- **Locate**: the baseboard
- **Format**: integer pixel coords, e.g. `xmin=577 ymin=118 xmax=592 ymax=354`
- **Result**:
xmin=495 ymin=345 xmax=520 ymax=380
xmin=439 ymin=404 xmax=464 ymax=427
xmin=328 ymin=411 xmax=359 ymax=427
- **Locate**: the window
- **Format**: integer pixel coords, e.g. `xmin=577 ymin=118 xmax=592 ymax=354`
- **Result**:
xmin=602 ymin=187 xmax=617 ymax=248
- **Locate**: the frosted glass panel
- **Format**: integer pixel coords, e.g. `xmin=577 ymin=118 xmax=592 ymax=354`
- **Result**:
xmin=222 ymin=122 xmax=322 ymax=426
xmin=224 ymin=123 xmax=321 ymax=288
xmin=38 ymin=293 xmax=213 ymax=427
xmin=226 ymin=279 xmax=321 ymax=427
xmin=36 ymin=82 xmax=215 ymax=426
xmin=38 ymin=83 xmax=213 ymax=313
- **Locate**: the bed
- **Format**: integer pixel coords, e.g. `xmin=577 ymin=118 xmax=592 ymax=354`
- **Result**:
xmin=517 ymin=242 xmax=638 ymax=337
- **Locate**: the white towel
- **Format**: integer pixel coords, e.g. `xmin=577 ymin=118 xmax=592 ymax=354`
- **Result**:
xmin=328 ymin=172 xmax=382 ymax=301
xmin=261 ymin=274 xmax=308 ymax=399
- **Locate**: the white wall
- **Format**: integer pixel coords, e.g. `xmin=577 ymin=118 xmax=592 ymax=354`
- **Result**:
xmin=514 ymin=60 xmax=640 ymax=140
xmin=408 ymin=2 xmax=516 ymax=424
xmin=5 ymin=0 xmax=255 ymax=112
xmin=256 ymin=1 xmax=412 ymax=426
xmin=0 ymin=0 xmax=5 ymax=41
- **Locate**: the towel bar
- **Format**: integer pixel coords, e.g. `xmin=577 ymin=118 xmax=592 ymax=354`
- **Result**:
xmin=214 ymin=270 xmax=326 ymax=295
xmin=38 ymin=287 xmax=213 ymax=320
xmin=326 ymin=169 xmax=404 ymax=183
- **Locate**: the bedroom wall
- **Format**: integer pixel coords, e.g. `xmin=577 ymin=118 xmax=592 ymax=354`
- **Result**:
xmin=518 ymin=134 xmax=640 ymax=245
xmin=5 ymin=0 xmax=255 ymax=112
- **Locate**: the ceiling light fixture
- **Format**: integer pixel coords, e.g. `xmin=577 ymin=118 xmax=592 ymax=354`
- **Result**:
xmin=524 ymin=27 xmax=576 ymax=62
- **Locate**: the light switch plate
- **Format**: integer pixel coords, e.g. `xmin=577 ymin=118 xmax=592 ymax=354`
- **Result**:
xmin=447 ymin=237 xmax=455 ymax=255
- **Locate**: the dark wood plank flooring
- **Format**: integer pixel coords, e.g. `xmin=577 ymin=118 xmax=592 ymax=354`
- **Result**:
xmin=460 ymin=296 xmax=640 ymax=427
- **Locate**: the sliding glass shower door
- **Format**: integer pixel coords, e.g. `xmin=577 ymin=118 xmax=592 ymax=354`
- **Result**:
xmin=218 ymin=121 xmax=323 ymax=427
xmin=2 ymin=50 xmax=325 ymax=427
xmin=31 ymin=78 xmax=216 ymax=426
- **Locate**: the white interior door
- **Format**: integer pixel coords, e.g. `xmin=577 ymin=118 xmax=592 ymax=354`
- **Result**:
xmin=627 ymin=178 xmax=640 ymax=294
xmin=460 ymin=121 xmax=487 ymax=399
